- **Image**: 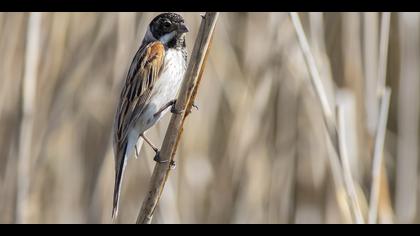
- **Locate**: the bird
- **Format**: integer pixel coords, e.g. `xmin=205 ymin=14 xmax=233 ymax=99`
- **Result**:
xmin=112 ymin=12 xmax=189 ymax=220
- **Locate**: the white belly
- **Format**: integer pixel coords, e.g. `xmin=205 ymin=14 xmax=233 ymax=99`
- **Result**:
xmin=135 ymin=49 xmax=186 ymax=134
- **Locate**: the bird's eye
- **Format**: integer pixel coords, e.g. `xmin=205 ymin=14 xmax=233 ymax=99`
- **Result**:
xmin=163 ymin=21 xmax=171 ymax=28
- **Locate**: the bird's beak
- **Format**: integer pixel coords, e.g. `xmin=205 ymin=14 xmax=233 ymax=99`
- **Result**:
xmin=178 ymin=24 xmax=189 ymax=33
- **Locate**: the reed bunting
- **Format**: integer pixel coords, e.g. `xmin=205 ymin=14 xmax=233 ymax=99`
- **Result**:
xmin=112 ymin=12 xmax=189 ymax=219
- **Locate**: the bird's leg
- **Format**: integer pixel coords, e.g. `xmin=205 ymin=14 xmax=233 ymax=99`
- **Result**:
xmin=141 ymin=134 xmax=176 ymax=168
xmin=153 ymin=99 xmax=183 ymax=118
xmin=141 ymin=134 xmax=159 ymax=153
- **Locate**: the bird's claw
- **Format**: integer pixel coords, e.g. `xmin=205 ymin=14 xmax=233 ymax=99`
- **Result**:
xmin=170 ymin=104 xmax=183 ymax=115
xmin=153 ymin=151 xmax=163 ymax=163
xmin=153 ymin=152 xmax=176 ymax=169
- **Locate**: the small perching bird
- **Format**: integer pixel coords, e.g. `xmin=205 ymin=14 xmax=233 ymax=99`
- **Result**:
xmin=112 ymin=12 xmax=189 ymax=220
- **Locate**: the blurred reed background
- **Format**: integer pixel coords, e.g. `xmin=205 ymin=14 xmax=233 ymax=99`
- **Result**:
xmin=0 ymin=12 xmax=419 ymax=224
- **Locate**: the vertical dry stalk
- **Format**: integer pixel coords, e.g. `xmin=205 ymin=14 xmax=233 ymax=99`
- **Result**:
xmin=364 ymin=12 xmax=379 ymax=136
xmin=368 ymin=88 xmax=391 ymax=224
xmin=337 ymin=105 xmax=365 ymax=224
xmin=16 ymin=12 xmax=42 ymax=224
xmin=290 ymin=12 xmax=365 ymax=224
xmin=342 ymin=12 xmax=369 ymax=183
xmin=289 ymin=13 xmax=335 ymax=131
xmin=377 ymin=12 xmax=391 ymax=92
xmin=368 ymin=12 xmax=392 ymax=224
xmin=136 ymin=12 xmax=219 ymax=224
xmin=395 ymin=12 xmax=420 ymax=224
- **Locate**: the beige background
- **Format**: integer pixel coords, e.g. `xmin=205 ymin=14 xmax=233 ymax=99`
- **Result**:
xmin=0 ymin=12 xmax=418 ymax=224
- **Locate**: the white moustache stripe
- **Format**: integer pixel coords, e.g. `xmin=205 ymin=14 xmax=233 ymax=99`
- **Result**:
xmin=159 ymin=31 xmax=177 ymax=44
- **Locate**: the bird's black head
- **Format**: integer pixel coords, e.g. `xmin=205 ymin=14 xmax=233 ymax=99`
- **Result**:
xmin=149 ymin=13 xmax=189 ymax=49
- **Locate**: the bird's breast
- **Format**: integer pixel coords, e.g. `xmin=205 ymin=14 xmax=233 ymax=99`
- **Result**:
xmin=137 ymin=49 xmax=187 ymax=132
xmin=150 ymin=49 xmax=186 ymax=106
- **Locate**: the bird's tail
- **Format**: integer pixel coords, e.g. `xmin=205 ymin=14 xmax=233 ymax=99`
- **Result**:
xmin=134 ymin=137 xmax=144 ymax=159
xmin=112 ymin=144 xmax=128 ymax=221
xmin=112 ymin=132 xmax=142 ymax=221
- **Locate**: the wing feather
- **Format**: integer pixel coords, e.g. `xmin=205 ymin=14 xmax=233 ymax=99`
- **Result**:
xmin=114 ymin=41 xmax=165 ymax=145
xmin=111 ymin=41 xmax=165 ymax=219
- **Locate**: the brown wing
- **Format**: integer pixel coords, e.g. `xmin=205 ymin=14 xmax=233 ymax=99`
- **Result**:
xmin=112 ymin=41 xmax=165 ymax=218
xmin=114 ymin=41 xmax=165 ymax=145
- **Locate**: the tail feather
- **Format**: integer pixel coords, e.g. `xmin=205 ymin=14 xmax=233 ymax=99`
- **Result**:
xmin=112 ymin=144 xmax=128 ymax=221
xmin=112 ymin=132 xmax=141 ymax=220
xmin=134 ymin=137 xmax=144 ymax=159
